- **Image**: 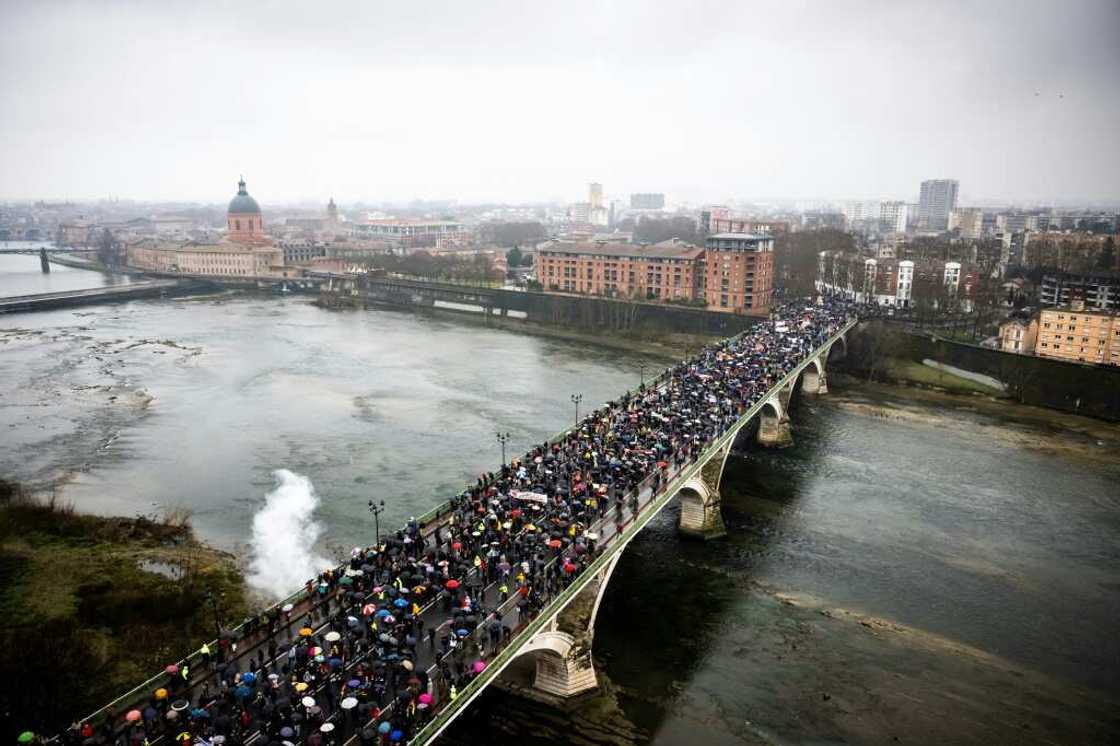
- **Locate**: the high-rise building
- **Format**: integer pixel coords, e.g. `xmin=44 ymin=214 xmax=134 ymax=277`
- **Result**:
xmin=918 ymin=179 xmax=959 ymax=231
xmin=949 ymin=207 xmax=984 ymax=239
xmin=879 ymin=201 xmax=909 ymax=234
xmin=630 ymin=193 xmax=665 ymax=210
xmin=589 ymin=182 xmax=608 ymax=227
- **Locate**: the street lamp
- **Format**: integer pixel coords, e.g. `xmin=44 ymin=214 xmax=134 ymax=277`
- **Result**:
xmin=368 ymin=499 xmax=386 ymax=546
xmin=204 ymin=589 xmax=222 ymax=639
xmin=570 ymin=393 xmax=583 ymax=425
xmin=637 ymin=362 xmax=647 ymax=388
xmin=496 ymin=431 xmax=510 ymax=466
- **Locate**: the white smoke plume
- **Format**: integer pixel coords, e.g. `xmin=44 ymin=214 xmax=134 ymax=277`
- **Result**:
xmin=248 ymin=469 xmax=332 ymax=599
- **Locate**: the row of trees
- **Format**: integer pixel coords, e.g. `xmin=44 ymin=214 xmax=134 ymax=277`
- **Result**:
xmin=615 ymin=216 xmax=701 ymax=245
xmin=478 ymin=221 xmax=547 ymax=248
xmin=360 ymin=251 xmax=498 ymax=284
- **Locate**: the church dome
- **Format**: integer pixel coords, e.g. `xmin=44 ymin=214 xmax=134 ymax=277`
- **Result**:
xmin=228 ymin=177 xmax=261 ymax=214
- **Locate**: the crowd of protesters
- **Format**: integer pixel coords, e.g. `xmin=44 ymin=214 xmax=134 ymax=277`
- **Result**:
xmin=47 ymin=297 xmax=857 ymax=746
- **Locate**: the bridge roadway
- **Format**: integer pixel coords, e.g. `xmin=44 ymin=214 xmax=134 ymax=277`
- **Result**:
xmin=63 ymin=310 xmax=855 ymax=746
xmin=0 ymin=280 xmax=200 ymax=314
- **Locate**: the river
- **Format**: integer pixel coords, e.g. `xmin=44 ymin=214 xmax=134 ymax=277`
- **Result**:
xmin=1 ymin=257 xmax=1117 ymax=744
xmin=0 ymin=245 xmax=132 ymax=296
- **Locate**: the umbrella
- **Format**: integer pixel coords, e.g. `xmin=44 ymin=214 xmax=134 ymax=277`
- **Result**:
xmin=302 ymin=696 xmax=316 ymax=708
xmin=347 ymin=678 xmax=362 ymax=688
xmin=451 ymin=542 xmax=462 ymax=551
xmin=165 ymin=664 xmax=178 ymax=675
xmin=401 ymin=659 xmax=414 ymax=671
xmin=341 ymin=697 xmax=358 ymax=710
xmin=234 ymin=685 xmax=251 ymax=700
xmin=325 ymin=631 xmax=341 ymax=642
xmin=472 ymin=660 xmax=487 ymax=673
xmin=418 ymin=693 xmax=433 ymax=705
xmin=299 ymin=627 xmax=314 ymax=637
xmin=320 ymin=723 xmax=334 ymax=733
xmin=309 ymin=646 xmax=323 ymax=656
xmin=164 ymin=711 xmax=178 ymax=722
xmin=282 ymin=603 xmax=294 ymax=613
xmin=445 ymin=579 xmax=460 ymax=590
xmin=171 ymin=699 xmax=189 ymax=712
xmin=363 ymin=604 xmax=377 ymax=616
xmin=125 ymin=710 xmax=142 ymax=723
xmin=338 ymin=576 xmax=354 ymax=586
xmin=347 ymin=615 xmax=360 ymax=626
xmin=417 ymin=702 xmax=429 ymax=712
xmin=241 ymin=672 xmax=257 ymax=685
xmin=375 ymin=609 xmax=391 ymax=619
xmin=393 ymin=598 xmax=408 ymax=609
xmin=383 ymin=615 xmax=395 ymax=624
xmin=548 ymin=539 xmax=562 ymax=549
xmin=17 ymin=734 xmax=34 ymax=745
xmin=294 ymin=682 xmax=309 ymax=693
xmin=154 ymin=688 xmax=169 ymax=700
xmin=378 ymin=722 xmax=391 ymax=735
xmin=456 ymin=628 xmax=470 ymax=638
xmin=390 ymin=731 xmax=403 ymax=742
xmin=280 ymin=728 xmax=294 ymax=738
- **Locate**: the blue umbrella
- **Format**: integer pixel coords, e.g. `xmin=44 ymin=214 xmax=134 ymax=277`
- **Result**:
xmin=241 ymin=672 xmax=256 ymax=685
xmin=377 ymin=722 xmax=391 ymax=735
xmin=329 ymin=657 xmax=342 ymax=669
xmin=390 ymin=731 xmax=403 ymax=742
xmin=347 ymin=679 xmax=362 ymax=688
xmin=376 ymin=609 xmax=391 ymax=619
xmin=280 ymin=728 xmax=294 ymax=738
xmin=456 ymin=628 xmax=470 ymax=637
xmin=393 ymin=598 xmax=408 ymax=609
xmin=234 ymin=685 xmax=251 ymax=699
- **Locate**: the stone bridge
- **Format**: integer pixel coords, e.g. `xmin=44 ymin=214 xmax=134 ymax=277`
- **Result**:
xmin=403 ymin=318 xmax=855 ymax=744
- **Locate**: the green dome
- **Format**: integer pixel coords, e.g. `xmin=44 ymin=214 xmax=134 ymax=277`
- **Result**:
xmin=228 ymin=178 xmax=261 ymax=214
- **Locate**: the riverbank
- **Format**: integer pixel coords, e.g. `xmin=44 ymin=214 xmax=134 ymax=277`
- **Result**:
xmin=828 ymin=372 xmax=1120 ymax=465
xmin=0 ymin=482 xmax=247 ymax=741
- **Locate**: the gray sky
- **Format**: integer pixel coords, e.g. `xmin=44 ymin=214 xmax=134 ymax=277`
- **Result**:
xmin=1 ymin=0 xmax=1118 ymax=206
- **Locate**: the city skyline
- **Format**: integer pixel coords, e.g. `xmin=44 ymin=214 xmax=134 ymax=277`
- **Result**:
xmin=2 ymin=0 xmax=1119 ymax=205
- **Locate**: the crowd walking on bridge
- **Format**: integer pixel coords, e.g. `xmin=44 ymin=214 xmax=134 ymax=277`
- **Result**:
xmin=30 ymin=296 xmax=858 ymax=746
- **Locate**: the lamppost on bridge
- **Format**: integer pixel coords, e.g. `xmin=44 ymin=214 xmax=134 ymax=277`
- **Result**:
xmin=368 ymin=499 xmax=386 ymax=547
xmin=570 ymin=393 xmax=583 ymax=425
xmin=637 ymin=362 xmax=647 ymax=389
xmin=204 ymin=589 xmax=223 ymax=640
xmin=496 ymin=431 xmax=510 ymax=466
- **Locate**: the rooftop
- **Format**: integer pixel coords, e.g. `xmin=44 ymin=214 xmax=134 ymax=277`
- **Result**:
xmin=538 ymin=240 xmax=703 ymax=260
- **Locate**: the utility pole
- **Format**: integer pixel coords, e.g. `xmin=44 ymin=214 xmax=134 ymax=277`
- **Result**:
xmin=496 ymin=431 xmax=510 ymax=466
xmin=637 ymin=362 xmax=647 ymax=388
xmin=368 ymin=499 xmax=386 ymax=546
xmin=570 ymin=393 xmax=583 ymax=425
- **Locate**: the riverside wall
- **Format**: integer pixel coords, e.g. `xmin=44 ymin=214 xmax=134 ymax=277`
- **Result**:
xmin=864 ymin=322 xmax=1120 ymax=422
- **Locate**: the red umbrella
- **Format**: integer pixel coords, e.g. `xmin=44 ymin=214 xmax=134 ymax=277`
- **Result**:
xmin=548 ymin=539 xmax=562 ymax=549
xmin=363 ymin=603 xmax=377 ymax=616
xmin=446 ymin=579 xmax=460 ymax=590
xmin=165 ymin=664 xmax=178 ymax=675
xmin=125 ymin=710 xmax=142 ymax=723
xmin=452 ymin=541 xmax=462 ymax=551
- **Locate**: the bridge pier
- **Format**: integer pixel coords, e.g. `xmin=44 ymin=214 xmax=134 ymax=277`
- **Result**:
xmin=512 ymin=555 xmax=621 ymax=699
xmin=39 ymin=247 xmax=50 ymax=273
xmin=757 ymin=397 xmax=793 ymax=447
xmin=801 ymin=356 xmax=828 ymax=395
xmin=677 ymin=440 xmax=729 ymax=539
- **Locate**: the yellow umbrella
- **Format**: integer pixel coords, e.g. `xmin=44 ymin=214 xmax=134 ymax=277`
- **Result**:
xmin=299 ymin=627 xmax=314 ymax=637
xmin=155 ymin=688 xmax=168 ymax=700
xmin=294 ymin=682 xmax=309 ymax=693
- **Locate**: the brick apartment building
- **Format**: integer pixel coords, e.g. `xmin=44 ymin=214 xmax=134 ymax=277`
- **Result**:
xmin=536 ymin=233 xmax=774 ymax=315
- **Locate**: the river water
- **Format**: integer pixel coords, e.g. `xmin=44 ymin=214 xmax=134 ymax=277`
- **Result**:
xmin=0 ymin=245 xmax=132 ymax=296
xmin=1 ymin=256 xmax=1117 ymax=744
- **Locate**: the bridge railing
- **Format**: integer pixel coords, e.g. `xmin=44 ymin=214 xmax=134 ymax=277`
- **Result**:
xmin=408 ymin=317 xmax=856 ymax=744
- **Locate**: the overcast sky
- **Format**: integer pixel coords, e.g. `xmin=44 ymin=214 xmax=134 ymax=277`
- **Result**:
xmin=1 ymin=0 xmax=1118 ymax=206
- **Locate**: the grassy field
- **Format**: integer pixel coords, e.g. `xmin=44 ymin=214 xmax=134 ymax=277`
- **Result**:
xmin=0 ymin=484 xmax=247 ymax=741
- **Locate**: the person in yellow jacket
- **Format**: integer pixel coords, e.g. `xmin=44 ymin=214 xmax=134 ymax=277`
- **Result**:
xmin=449 ymin=684 xmax=458 ymax=701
